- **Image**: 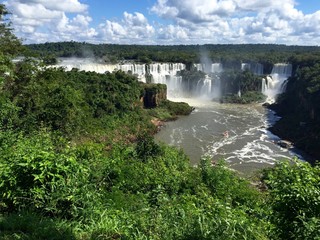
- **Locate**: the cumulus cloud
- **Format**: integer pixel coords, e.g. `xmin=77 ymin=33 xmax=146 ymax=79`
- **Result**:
xmin=97 ymin=12 xmax=155 ymax=44
xmin=4 ymin=0 xmax=93 ymax=43
xmin=3 ymin=0 xmax=320 ymax=45
xmin=151 ymin=0 xmax=237 ymax=22
xmin=16 ymin=0 xmax=88 ymax=12
xmin=150 ymin=0 xmax=320 ymax=45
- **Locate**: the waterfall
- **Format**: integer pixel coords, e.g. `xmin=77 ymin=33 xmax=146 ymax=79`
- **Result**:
xmin=149 ymin=63 xmax=186 ymax=98
xmin=196 ymin=75 xmax=212 ymax=98
xmin=56 ymin=58 xmax=116 ymax=73
xmin=56 ymin=59 xmax=189 ymax=98
xmin=241 ymin=63 xmax=263 ymax=75
xmin=194 ymin=63 xmax=223 ymax=73
xmin=192 ymin=63 xmax=223 ymax=99
xmin=241 ymin=63 xmax=250 ymax=71
xmin=262 ymin=63 xmax=292 ymax=103
xmin=119 ymin=63 xmax=146 ymax=82
xmin=211 ymin=63 xmax=223 ymax=73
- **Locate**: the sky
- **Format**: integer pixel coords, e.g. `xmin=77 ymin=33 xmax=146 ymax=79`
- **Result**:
xmin=2 ymin=0 xmax=320 ymax=45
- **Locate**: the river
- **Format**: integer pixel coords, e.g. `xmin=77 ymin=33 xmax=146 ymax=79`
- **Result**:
xmin=155 ymin=98 xmax=306 ymax=174
xmin=55 ymin=59 xmax=305 ymax=174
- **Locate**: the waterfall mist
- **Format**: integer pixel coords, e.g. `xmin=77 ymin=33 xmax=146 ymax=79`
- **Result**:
xmin=262 ymin=63 xmax=292 ymax=103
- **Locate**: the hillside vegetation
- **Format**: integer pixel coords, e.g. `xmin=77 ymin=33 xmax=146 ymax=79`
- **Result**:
xmin=1 ymin=4 xmax=320 ymax=239
xmin=269 ymin=55 xmax=320 ymax=163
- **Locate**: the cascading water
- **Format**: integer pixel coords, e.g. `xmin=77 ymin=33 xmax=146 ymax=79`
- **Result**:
xmin=55 ymin=57 xmax=307 ymax=173
xmin=57 ymin=58 xmax=117 ymax=73
xmin=63 ymin=59 xmax=224 ymax=100
xmin=193 ymin=63 xmax=223 ymax=99
xmin=262 ymin=63 xmax=292 ymax=103
xmin=149 ymin=63 xmax=186 ymax=97
xmin=241 ymin=63 xmax=264 ymax=75
xmin=56 ymin=59 xmax=186 ymax=90
xmin=119 ymin=64 xmax=147 ymax=82
xmin=56 ymin=58 xmax=147 ymax=81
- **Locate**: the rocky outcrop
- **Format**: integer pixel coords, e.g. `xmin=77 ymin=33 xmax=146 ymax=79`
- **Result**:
xmin=142 ymin=83 xmax=167 ymax=108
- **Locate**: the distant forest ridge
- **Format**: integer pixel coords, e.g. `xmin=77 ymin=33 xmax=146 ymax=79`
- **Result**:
xmin=26 ymin=41 xmax=320 ymax=65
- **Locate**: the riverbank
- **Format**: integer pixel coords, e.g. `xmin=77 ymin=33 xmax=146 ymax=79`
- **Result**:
xmin=155 ymin=98 xmax=301 ymax=174
xmin=267 ymin=105 xmax=319 ymax=165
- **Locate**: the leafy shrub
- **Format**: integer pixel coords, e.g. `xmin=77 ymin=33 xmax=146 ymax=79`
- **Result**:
xmin=262 ymin=159 xmax=320 ymax=239
xmin=0 ymin=131 xmax=98 ymax=218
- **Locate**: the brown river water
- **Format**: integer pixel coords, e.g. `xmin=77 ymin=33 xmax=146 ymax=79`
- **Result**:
xmin=155 ymin=98 xmax=307 ymax=175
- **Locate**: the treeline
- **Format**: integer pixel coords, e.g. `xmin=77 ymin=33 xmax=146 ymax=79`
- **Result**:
xmin=26 ymin=41 xmax=320 ymax=65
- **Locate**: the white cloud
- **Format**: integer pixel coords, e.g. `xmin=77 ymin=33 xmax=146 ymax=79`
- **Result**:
xmin=16 ymin=0 xmax=88 ymax=13
xmin=4 ymin=0 xmax=95 ymax=43
xmin=10 ymin=2 xmax=62 ymax=19
xmin=3 ymin=0 xmax=320 ymax=45
xmin=151 ymin=0 xmax=237 ymax=22
xmin=97 ymin=12 xmax=155 ymax=44
xmin=150 ymin=0 xmax=320 ymax=45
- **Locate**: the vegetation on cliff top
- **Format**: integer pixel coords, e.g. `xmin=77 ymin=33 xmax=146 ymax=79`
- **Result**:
xmin=269 ymin=57 xmax=320 ymax=162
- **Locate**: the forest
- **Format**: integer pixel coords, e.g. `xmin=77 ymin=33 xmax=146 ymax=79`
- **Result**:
xmin=27 ymin=41 xmax=320 ymax=66
xmin=1 ymin=4 xmax=320 ymax=239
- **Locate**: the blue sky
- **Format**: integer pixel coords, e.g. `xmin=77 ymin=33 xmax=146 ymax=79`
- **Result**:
xmin=2 ymin=0 xmax=320 ymax=45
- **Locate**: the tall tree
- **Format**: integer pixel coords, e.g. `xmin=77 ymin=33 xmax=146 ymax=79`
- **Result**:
xmin=0 ymin=4 xmax=21 ymax=56
xmin=0 ymin=4 xmax=22 ymax=85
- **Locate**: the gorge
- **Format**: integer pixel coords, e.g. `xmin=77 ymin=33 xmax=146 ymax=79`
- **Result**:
xmin=57 ymin=58 xmax=305 ymax=173
xmin=57 ymin=58 xmax=291 ymax=102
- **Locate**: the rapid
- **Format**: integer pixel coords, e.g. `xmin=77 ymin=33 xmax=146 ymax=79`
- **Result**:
xmin=56 ymin=58 xmax=307 ymax=174
xmin=155 ymin=97 xmax=306 ymax=174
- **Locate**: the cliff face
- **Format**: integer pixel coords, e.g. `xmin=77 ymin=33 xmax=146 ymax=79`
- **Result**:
xmin=142 ymin=83 xmax=167 ymax=108
xmin=269 ymin=63 xmax=320 ymax=164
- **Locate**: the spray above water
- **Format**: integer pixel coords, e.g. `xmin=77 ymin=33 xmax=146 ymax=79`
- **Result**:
xmin=191 ymin=50 xmax=223 ymax=100
xmin=262 ymin=63 xmax=292 ymax=103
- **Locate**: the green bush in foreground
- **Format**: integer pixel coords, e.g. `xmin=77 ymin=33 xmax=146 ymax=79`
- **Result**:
xmin=0 ymin=130 xmax=270 ymax=239
xmin=262 ymin=159 xmax=320 ymax=240
xmin=2 ymin=129 xmax=320 ymax=239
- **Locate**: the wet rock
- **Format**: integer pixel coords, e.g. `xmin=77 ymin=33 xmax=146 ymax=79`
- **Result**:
xmin=277 ymin=140 xmax=293 ymax=149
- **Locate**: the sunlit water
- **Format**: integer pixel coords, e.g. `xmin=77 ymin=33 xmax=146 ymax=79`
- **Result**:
xmin=155 ymin=98 xmax=306 ymax=174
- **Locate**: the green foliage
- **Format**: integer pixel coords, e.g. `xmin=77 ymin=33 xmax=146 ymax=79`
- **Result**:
xmin=0 ymin=4 xmax=22 ymax=57
xmin=0 ymin=131 xmax=100 ymax=218
xmin=222 ymin=91 xmax=266 ymax=104
xmin=270 ymin=58 xmax=320 ymax=160
xmin=159 ymin=100 xmax=194 ymax=116
xmin=1 ymin=63 xmax=146 ymax=136
xmin=26 ymin=41 xmax=320 ymax=66
xmin=220 ymin=70 xmax=263 ymax=99
xmin=262 ymin=159 xmax=320 ymax=239
xmin=147 ymin=99 xmax=193 ymax=121
xmin=0 ymin=126 xmax=271 ymax=239
xmin=0 ymin=4 xmax=23 ymax=85
xmin=0 ymin=211 xmax=75 ymax=240
xmin=2 ymin=15 xmax=320 ymax=239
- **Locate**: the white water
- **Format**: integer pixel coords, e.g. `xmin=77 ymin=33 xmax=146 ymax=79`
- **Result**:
xmin=193 ymin=63 xmax=223 ymax=99
xmin=241 ymin=63 xmax=264 ymax=75
xmin=56 ymin=59 xmax=226 ymax=99
xmin=56 ymin=58 xmax=148 ymax=82
xmin=57 ymin=59 xmax=276 ymax=101
xmin=155 ymin=98 xmax=306 ymax=174
xmin=56 ymin=58 xmax=306 ymax=174
xmin=149 ymin=63 xmax=185 ymax=98
xmin=262 ymin=63 xmax=292 ymax=103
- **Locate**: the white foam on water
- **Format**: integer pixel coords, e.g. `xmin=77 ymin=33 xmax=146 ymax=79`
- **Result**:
xmin=156 ymin=97 xmax=307 ymax=173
